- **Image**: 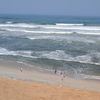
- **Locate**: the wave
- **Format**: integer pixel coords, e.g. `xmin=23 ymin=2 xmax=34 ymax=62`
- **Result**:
xmin=36 ymin=50 xmax=96 ymax=65
xmin=81 ymin=74 xmax=100 ymax=80
xmin=0 ymin=47 xmax=100 ymax=80
xmin=56 ymin=23 xmax=84 ymax=26
xmin=0 ymin=23 xmax=100 ymax=35
xmin=0 ymin=47 xmax=34 ymax=58
xmin=0 ymin=23 xmax=99 ymax=29
xmin=27 ymin=35 xmax=96 ymax=44
xmin=0 ymin=28 xmax=70 ymax=34
xmin=5 ymin=21 xmax=13 ymax=24
xmin=1 ymin=27 xmax=100 ymax=35
xmin=0 ymin=48 xmax=99 ymax=65
xmin=0 ymin=23 xmax=37 ymax=28
xmin=33 ymin=50 xmax=100 ymax=65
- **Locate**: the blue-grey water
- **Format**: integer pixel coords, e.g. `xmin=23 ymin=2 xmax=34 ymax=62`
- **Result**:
xmin=0 ymin=14 xmax=100 ymax=80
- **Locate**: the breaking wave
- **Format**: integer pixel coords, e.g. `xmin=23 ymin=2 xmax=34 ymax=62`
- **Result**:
xmin=0 ymin=20 xmax=100 ymax=80
xmin=0 ymin=47 xmax=100 ymax=66
xmin=0 ymin=23 xmax=100 ymax=35
xmin=0 ymin=47 xmax=33 ymax=58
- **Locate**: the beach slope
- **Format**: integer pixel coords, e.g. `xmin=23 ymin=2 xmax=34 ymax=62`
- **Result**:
xmin=0 ymin=78 xmax=100 ymax=100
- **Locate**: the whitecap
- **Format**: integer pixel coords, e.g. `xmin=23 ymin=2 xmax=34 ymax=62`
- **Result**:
xmin=0 ymin=23 xmax=100 ymax=35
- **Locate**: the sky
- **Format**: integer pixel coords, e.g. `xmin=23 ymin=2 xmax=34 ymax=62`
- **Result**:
xmin=0 ymin=0 xmax=100 ymax=17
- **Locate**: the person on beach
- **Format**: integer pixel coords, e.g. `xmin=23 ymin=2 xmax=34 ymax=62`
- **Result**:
xmin=20 ymin=67 xmax=23 ymax=72
xmin=60 ymin=71 xmax=66 ymax=87
xmin=59 ymin=71 xmax=63 ymax=87
xmin=54 ymin=69 xmax=57 ymax=74
xmin=61 ymin=72 xmax=64 ymax=81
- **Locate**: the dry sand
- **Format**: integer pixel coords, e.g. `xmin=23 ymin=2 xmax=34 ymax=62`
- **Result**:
xmin=0 ymin=78 xmax=100 ymax=100
xmin=0 ymin=59 xmax=100 ymax=100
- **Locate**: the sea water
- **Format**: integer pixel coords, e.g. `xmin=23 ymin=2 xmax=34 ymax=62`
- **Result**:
xmin=0 ymin=14 xmax=100 ymax=80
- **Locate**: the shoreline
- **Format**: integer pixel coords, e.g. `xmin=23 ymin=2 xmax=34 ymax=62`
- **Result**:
xmin=0 ymin=59 xmax=100 ymax=92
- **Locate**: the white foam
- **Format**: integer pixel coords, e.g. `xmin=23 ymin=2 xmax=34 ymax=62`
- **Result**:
xmin=0 ymin=23 xmax=100 ymax=35
xmin=0 ymin=27 xmax=70 ymax=34
xmin=0 ymin=48 xmax=15 ymax=55
xmin=41 ymin=50 xmax=73 ymax=61
xmin=27 ymin=36 xmax=53 ymax=40
xmin=0 ymin=48 xmax=100 ymax=65
xmin=27 ymin=35 xmax=95 ymax=44
xmin=0 ymin=47 xmax=34 ymax=58
xmin=56 ymin=23 xmax=84 ymax=26
xmin=34 ymin=50 xmax=100 ymax=65
xmin=6 ymin=21 xmax=13 ymax=24
xmin=0 ymin=23 xmax=37 ymax=28
xmin=81 ymin=74 xmax=100 ymax=80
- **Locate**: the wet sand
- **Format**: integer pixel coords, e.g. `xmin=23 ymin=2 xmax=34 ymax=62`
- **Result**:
xmin=0 ymin=59 xmax=100 ymax=100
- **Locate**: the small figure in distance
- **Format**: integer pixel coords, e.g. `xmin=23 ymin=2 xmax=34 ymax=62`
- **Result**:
xmin=60 ymin=71 xmax=66 ymax=87
xmin=20 ymin=67 xmax=23 ymax=72
xmin=54 ymin=69 xmax=57 ymax=74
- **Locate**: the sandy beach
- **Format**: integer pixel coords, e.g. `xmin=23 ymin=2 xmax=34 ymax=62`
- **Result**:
xmin=0 ymin=78 xmax=100 ymax=100
xmin=0 ymin=59 xmax=100 ymax=100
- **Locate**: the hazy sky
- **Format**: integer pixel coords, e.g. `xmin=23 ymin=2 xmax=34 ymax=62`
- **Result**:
xmin=0 ymin=0 xmax=100 ymax=16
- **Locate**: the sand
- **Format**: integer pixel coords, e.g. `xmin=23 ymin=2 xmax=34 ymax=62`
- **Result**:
xmin=0 ymin=59 xmax=100 ymax=100
xmin=0 ymin=78 xmax=100 ymax=100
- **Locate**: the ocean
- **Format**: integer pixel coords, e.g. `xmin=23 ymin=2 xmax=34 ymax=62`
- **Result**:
xmin=0 ymin=14 xmax=100 ymax=80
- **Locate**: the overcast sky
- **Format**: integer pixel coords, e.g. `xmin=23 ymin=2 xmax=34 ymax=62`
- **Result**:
xmin=0 ymin=0 xmax=100 ymax=16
